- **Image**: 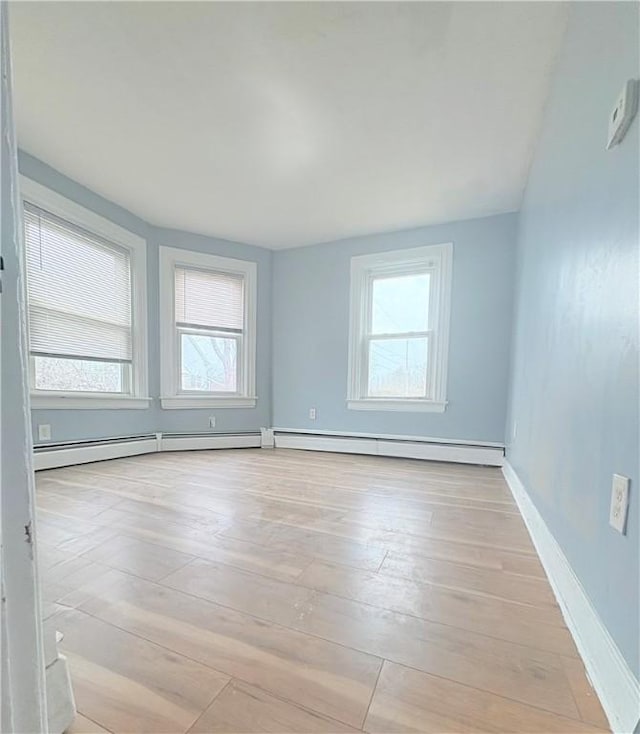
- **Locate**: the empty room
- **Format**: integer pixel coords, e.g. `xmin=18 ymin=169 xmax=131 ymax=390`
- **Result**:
xmin=0 ymin=1 xmax=638 ymax=733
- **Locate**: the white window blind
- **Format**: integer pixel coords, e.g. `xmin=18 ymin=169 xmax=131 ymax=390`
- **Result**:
xmin=174 ymin=266 xmax=244 ymax=331
xmin=24 ymin=202 xmax=133 ymax=362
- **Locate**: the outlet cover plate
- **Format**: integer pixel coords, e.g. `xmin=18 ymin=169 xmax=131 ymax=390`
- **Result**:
xmin=609 ymin=474 xmax=630 ymax=534
xmin=38 ymin=424 xmax=52 ymax=441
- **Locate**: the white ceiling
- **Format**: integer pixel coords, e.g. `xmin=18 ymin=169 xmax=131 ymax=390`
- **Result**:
xmin=10 ymin=2 xmax=567 ymax=249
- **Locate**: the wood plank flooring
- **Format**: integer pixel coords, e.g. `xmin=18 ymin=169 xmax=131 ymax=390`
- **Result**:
xmin=35 ymin=448 xmax=609 ymax=733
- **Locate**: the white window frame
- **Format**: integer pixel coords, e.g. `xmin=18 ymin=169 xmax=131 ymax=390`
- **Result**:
xmin=159 ymin=246 xmax=257 ymax=409
xmin=347 ymin=243 xmax=453 ymax=412
xmin=20 ymin=177 xmax=150 ymax=410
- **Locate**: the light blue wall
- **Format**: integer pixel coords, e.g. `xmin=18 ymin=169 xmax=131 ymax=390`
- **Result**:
xmin=272 ymin=213 xmax=517 ymax=442
xmin=19 ymin=151 xmax=272 ymax=442
xmin=20 ymin=149 xmax=516 ymax=446
xmin=506 ymin=2 xmax=639 ymax=677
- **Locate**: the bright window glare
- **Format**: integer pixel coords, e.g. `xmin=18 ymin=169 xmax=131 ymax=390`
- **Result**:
xmin=368 ymin=337 xmax=428 ymax=398
xmin=371 ymin=272 xmax=430 ymax=334
xmin=180 ymin=333 xmax=237 ymax=392
xmin=34 ymin=356 xmax=123 ymax=393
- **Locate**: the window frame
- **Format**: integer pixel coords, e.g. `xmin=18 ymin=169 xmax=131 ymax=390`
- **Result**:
xmin=347 ymin=243 xmax=453 ymax=412
xmin=20 ymin=177 xmax=150 ymax=410
xmin=159 ymin=246 xmax=257 ymax=409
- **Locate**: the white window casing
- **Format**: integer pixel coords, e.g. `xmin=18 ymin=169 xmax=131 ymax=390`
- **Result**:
xmin=347 ymin=243 xmax=453 ymax=412
xmin=159 ymin=246 xmax=257 ymax=409
xmin=20 ymin=177 xmax=149 ymax=410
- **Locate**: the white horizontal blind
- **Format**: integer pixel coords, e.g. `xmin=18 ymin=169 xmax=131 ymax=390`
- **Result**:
xmin=24 ymin=202 xmax=133 ymax=362
xmin=175 ymin=266 xmax=244 ymax=332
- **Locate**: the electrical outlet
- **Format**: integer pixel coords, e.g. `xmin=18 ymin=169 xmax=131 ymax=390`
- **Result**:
xmin=38 ymin=424 xmax=51 ymax=441
xmin=609 ymin=474 xmax=630 ymax=534
xmin=208 ymin=416 xmax=216 ymax=429
xmin=309 ymin=407 xmax=317 ymax=420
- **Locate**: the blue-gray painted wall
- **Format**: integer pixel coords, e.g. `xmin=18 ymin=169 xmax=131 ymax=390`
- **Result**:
xmin=19 ymin=151 xmax=272 ymax=441
xmin=21 ymin=150 xmax=516 ymax=446
xmin=506 ymin=2 xmax=639 ymax=677
xmin=272 ymin=213 xmax=517 ymax=442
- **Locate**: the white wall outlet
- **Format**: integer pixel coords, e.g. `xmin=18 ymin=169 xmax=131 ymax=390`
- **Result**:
xmin=309 ymin=407 xmax=317 ymax=420
xmin=208 ymin=416 xmax=216 ymax=428
xmin=606 ymin=79 xmax=638 ymax=149
xmin=609 ymin=474 xmax=630 ymax=534
xmin=38 ymin=424 xmax=51 ymax=441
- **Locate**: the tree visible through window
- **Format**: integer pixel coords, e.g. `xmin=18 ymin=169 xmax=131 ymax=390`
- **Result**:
xmin=181 ymin=333 xmax=237 ymax=392
xmin=174 ymin=266 xmax=244 ymax=394
xmin=24 ymin=201 xmax=134 ymax=395
xmin=34 ymin=356 xmax=123 ymax=393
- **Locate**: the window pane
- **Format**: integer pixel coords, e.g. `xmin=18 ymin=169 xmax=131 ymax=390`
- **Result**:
xmin=367 ymin=337 xmax=428 ymax=398
xmin=181 ymin=333 xmax=238 ymax=392
xmin=371 ymin=273 xmax=430 ymax=334
xmin=34 ymin=356 xmax=124 ymax=393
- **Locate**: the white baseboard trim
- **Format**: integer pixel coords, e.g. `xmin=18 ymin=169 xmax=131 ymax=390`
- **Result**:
xmin=34 ymin=432 xmax=261 ymax=470
xmin=502 ymin=461 xmax=640 ymax=734
xmin=34 ymin=437 xmax=159 ymax=471
xmin=274 ymin=431 xmax=504 ymax=466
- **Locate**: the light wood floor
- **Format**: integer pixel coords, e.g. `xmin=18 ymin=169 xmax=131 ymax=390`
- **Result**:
xmin=36 ymin=448 xmax=609 ymax=734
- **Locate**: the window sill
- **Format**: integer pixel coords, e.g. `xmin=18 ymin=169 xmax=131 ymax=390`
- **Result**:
xmin=30 ymin=394 xmax=152 ymax=410
xmin=161 ymin=395 xmax=257 ymax=410
xmin=347 ymin=398 xmax=447 ymax=413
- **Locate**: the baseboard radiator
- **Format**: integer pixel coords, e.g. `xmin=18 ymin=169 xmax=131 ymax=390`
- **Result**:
xmin=273 ymin=430 xmax=504 ymax=466
xmin=33 ymin=428 xmax=504 ymax=471
xmin=33 ymin=431 xmax=262 ymax=471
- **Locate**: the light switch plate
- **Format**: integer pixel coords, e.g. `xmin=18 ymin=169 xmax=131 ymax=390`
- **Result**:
xmin=609 ymin=474 xmax=630 ymax=534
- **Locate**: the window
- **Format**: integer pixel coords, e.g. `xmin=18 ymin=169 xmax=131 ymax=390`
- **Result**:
xmin=21 ymin=178 xmax=149 ymax=410
xmin=159 ymin=247 xmax=257 ymax=409
xmin=347 ymin=243 xmax=452 ymax=412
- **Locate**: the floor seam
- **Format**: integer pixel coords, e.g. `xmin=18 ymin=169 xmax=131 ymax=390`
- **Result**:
xmin=361 ymin=657 xmax=385 ymax=729
xmin=184 ymin=678 xmax=233 ymax=734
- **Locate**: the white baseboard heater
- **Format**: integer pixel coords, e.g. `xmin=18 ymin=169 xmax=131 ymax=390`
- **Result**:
xmin=273 ymin=429 xmax=504 ymax=466
xmin=33 ymin=428 xmax=503 ymax=471
xmin=33 ymin=431 xmax=262 ymax=471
